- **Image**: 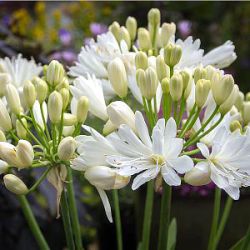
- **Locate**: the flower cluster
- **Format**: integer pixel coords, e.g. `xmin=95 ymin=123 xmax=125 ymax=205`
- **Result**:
xmin=69 ymin=8 xmax=249 ymax=221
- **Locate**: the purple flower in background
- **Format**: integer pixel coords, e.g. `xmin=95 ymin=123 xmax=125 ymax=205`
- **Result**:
xmin=178 ymin=20 xmax=192 ymax=38
xmin=84 ymin=37 xmax=92 ymax=46
xmin=50 ymin=50 xmax=77 ymax=65
xmin=59 ymin=29 xmax=72 ymax=46
xmin=2 ymin=15 xmax=11 ymax=26
xmin=90 ymin=22 xmax=108 ymax=36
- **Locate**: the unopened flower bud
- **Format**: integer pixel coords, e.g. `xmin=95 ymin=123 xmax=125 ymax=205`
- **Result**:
xmin=184 ymin=165 xmax=211 ymax=186
xmin=230 ymin=120 xmax=242 ymax=133
xmin=205 ymin=65 xmax=217 ymax=81
xmin=212 ymin=74 xmax=234 ymax=106
xmin=0 ymin=142 xmax=20 ymax=166
xmin=235 ymin=91 xmax=244 ymax=111
xmin=32 ymin=77 xmax=48 ymax=103
xmin=156 ymin=55 xmax=170 ymax=81
xmin=5 ymin=84 xmax=21 ymax=115
xmin=16 ymin=118 xmax=27 ymax=139
xmin=16 ymin=140 xmax=34 ymax=168
xmin=219 ymin=85 xmax=239 ymax=115
xmin=0 ymin=73 xmax=11 ymax=96
xmin=109 ymin=21 xmax=121 ymax=41
xmin=59 ymin=88 xmax=70 ymax=110
xmin=108 ymin=58 xmax=128 ymax=98
xmin=84 ymin=166 xmax=130 ymax=190
xmin=170 ymin=73 xmax=183 ymax=101
xmin=76 ymin=96 xmax=89 ymax=123
xmin=160 ymin=22 xmax=176 ymax=47
xmin=0 ymin=130 xmax=6 ymax=142
xmin=246 ymin=92 xmax=250 ymax=102
xmin=0 ymin=160 xmax=8 ymax=174
xmin=0 ymin=99 xmax=12 ymax=132
xmin=120 ymin=26 xmax=131 ymax=49
xmin=195 ymin=79 xmax=211 ymax=108
xmin=107 ymin=101 xmax=136 ymax=131
xmin=4 ymin=174 xmax=28 ymax=195
xmin=62 ymin=126 xmax=75 ymax=137
xmin=135 ymin=52 xmax=148 ymax=70
xmin=138 ymin=28 xmax=151 ymax=51
xmin=58 ymin=136 xmax=76 ymax=161
xmin=46 ymin=60 xmax=65 ymax=86
xmin=242 ymin=102 xmax=250 ymax=125
xmin=144 ymin=67 xmax=158 ymax=100
xmin=48 ymin=91 xmax=63 ymax=124
xmin=194 ymin=66 xmax=207 ymax=83
xmin=148 ymin=8 xmax=161 ymax=27
xmin=23 ymin=81 xmax=36 ymax=109
xmin=161 ymin=77 xmax=170 ymax=94
xmin=103 ymin=119 xmax=116 ymax=135
xmin=63 ymin=113 xmax=77 ymax=126
xmin=125 ymin=16 xmax=137 ymax=41
xmin=55 ymin=77 xmax=70 ymax=91
xmin=164 ymin=43 xmax=182 ymax=67
xmin=180 ymin=70 xmax=191 ymax=90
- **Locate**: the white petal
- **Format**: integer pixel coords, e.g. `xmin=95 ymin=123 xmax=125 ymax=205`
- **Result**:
xmin=167 ymin=155 xmax=194 ymax=174
xmin=96 ymin=188 xmax=113 ymax=223
xmin=164 ymin=138 xmax=183 ymax=159
xmin=161 ymin=165 xmax=181 ymax=186
xmin=164 ymin=117 xmax=177 ymax=145
xmin=197 ymin=142 xmax=210 ymax=158
xmin=152 ymin=128 xmax=164 ymax=155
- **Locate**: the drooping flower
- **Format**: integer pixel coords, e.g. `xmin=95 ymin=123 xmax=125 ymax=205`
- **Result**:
xmin=106 ymin=112 xmax=194 ymax=189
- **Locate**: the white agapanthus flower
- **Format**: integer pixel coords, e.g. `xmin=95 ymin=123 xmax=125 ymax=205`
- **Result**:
xmin=195 ymin=127 xmax=250 ymax=200
xmin=106 ymin=112 xmax=194 ymax=189
xmin=71 ymin=126 xmax=129 ymax=222
xmin=0 ymin=54 xmax=42 ymax=88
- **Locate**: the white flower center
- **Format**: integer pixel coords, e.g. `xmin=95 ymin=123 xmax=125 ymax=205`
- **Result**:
xmin=151 ymin=154 xmax=165 ymax=166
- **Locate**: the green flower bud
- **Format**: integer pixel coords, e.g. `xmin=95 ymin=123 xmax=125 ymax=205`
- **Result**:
xmin=246 ymin=92 xmax=250 ymax=102
xmin=32 ymin=77 xmax=48 ymax=103
xmin=135 ymin=51 xmax=148 ymax=70
xmin=109 ymin=21 xmax=121 ymax=42
xmin=103 ymin=119 xmax=116 ymax=135
xmin=4 ymin=174 xmax=28 ymax=195
xmin=0 ymin=130 xmax=6 ymax=142
xmin=211 ymin=74 xmax=234 ymax=106
xmin=170 ymin=73 xmax=183 ymax=101
xmin=242 ymin=101 xmax=250 ymax=125
xmin=205 ymin=65 xmax=217 ymax=81
xmin=16 ymin=140 xmax=34 ymax=168
xmin=0 ymin=160 xmax=8 ymax=174
xmin=161 ymin=77 xmax=170 ymax=94
xmin=164 ymin=43 xmax=182 ymax=67
xmin=195 ymin=79 xmax=211 ymax=108
xmin=55 ymin=77 xmax=70 ymax=91
xmin=108 ymin=58 xmax=128 ymax=98
xmin=48 ymin=91 xmax=63 ymax=124
xmin=219 ymin=85 xmax=239 ymax=115
xmin=63 ymin=113 xmax=77 ymax=126
xmin=230 ymin=120 xmax=242 ymax=133
xmin=120 ymin=26 xmax=131 ymax=49
xmin=0 ymin=99 xmax=12 ymax=132
xmin=23 ymin=81 xmax=36 ymax=109
xmin=76 ymin=96 xmax=89 ymax=124
xmin=5 ymin=84 xmax=21 ymax=115
xmin=160 ymin=22 xmax=176 ymax=47
xmin=0 ymin=73 xmax=11 ymax=97
xmin=125 ymin=16 xmax=137 ymax=41
xmin=194 ymin=66 xmax=207 ymax=84
xmin=235 ymin=91 xmax=244 ymax=111
xmin=180 ymin=70 xmax=191 ymax=90
xmin=156 ymin=55 xmax=170 ymax=81
xmin=16 ymin=118 xmax=27 ymax=139
xmin=46 ymin=60 xmax=65 ymax=86
xmin=59 ymin=88 xmax=70 ymax=111
xmin=138 ymin=28 xmax=151 ymax=51
xmin=58 ymin=136 xmax=76 ymax=161
xmin=148 ymin=8 xmax=161 ymax=27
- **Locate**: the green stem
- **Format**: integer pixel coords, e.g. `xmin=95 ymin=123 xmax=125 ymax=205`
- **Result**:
xmin=113 ymin=189 xmax=123 ymax=250
xmin=177 ymin=96 xmax=185 ymax=127
xmin=141 ymin=181 xmax=154 ymax=250
xmin=208 ymin=188 xmax=221 ymax=250
xmin=182 ymin=148 xmax=201 ymax=156
xmin=61 ymin=190 xmax=76 ymax=250
xmin=18 ymin=195 xmax=50 ymax=250
xmin=214 ymin=197 xmax=233 ymax=249
xmin=67 ymin=168 xmax=84 ymax=250
xmin=157 ymin=184 xmax=172 ymax=250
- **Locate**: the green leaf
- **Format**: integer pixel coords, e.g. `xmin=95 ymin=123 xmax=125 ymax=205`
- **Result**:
xmin=229 ymin=226 xmax=250 ymax=250
xmin=167 ymin=218 xmax=177 ymax=250
xmin=229 ymin=237 xmax=245 ymax=250
xmin=137 ymin=242 xmax=143 ymax=250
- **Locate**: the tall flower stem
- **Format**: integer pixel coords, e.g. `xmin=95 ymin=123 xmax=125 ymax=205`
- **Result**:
xmin=141 ymin=181 xmax=154 ymax=250
xmin=66 ymin=167 xmax=84 ymax=250
xmin=112 ymin=189 xmax=123 ymax=250
xmin=207 ymin=188 xmax=221 ymax=250
xmin=214 ymin=197 xmax=233 ymax=249
xmin=18 ymin=195 xmax=50 ymax=250
xmin=157 ymin=183 xmax=172 ymax=250
xmin=61 ymin=190 xmax=76 ymax=250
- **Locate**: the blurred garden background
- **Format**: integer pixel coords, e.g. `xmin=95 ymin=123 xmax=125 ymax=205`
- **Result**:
xmin=0 ymin=1 xmax=250 ymax=250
